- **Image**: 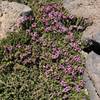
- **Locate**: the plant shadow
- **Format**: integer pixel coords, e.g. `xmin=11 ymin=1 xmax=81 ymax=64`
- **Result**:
xmin=83 ymin=40 xmax=100 ymax=55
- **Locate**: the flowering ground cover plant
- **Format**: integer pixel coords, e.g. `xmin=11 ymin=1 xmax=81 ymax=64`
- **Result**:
xmin=0 ymin=3 xmax=90 ymax=100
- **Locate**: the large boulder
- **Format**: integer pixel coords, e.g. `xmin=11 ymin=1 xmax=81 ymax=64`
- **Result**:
xmin=0 ymin=1 xmax=32 ymax=39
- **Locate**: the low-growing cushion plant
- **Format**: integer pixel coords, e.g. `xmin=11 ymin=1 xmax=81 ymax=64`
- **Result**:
xmin=0 ymin=2 xmax=90 ymax=100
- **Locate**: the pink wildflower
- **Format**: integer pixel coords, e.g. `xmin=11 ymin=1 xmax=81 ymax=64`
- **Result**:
xmin=65 ymin=65 xmax=73 ymax=74
xmin=70 ymin=42 xmax=81 ymax=51
xmin=51 ymin=48 xmax=61 ymax=59
xmin=75 ymin=85 xmax=81 ymax=92
xmin=60 ymin=80 xmax=67 ymax=87
xmin=72 ymin=55 xmax=81 ymax=62
xmin=32 ymin=23 xmax=36 ymax=28
xmin=63 ymin=86 xmax=71 ymax=93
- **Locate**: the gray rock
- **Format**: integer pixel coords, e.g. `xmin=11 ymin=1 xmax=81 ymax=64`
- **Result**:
xmin=93 ymin=32 xmax=100 ymax=43
xmin=86 ymin=52 xmax=100 ymax=97
xmin=0 ymin=1 xmax=32 ymax=39
xmin=84 ymin=71 xmax=100 ymax=100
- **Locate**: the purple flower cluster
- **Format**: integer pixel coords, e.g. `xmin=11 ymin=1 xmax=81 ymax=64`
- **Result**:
xmin=70 ymin=42 xmax=81 ymax=51
xmin=17 ymin=45 xmax=35 ymax=66
xmin=60 ymin=80 xmax=67 ymax=87
xmin=59 ymin=63 xmax=84 ymax=81
xmin=60 ymin=64 xmax=74 ymax=75
xmin=72 ymin=55 xmax=81 ymax=62
xmin=65 ymin=65 xmax=73 ymax=74
xmin=3 ymin=44 xmax=35 ymax=66
xmin=75 ymin=80 xmax=84 ymax=92
xmin=60 ymin=80 xmax=71 ymax=93
xmin=43 ymin=64 xmax=53 ymax=77
xmin=41 ymin=3 xmax=68 ymax=33
xmin=51 ymin=48 xmax=61 ymax=60
xmin=29 ymin=32 xmax=39 ymax=42
xmin=16 ymin=15 xmax=41 ymax=43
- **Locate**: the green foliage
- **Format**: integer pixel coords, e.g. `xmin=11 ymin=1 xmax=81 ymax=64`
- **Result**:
xmin=0 ymin=31 xmax=31 ymax=46
xmin=0 ymin=1 xmax=90 ymax=100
